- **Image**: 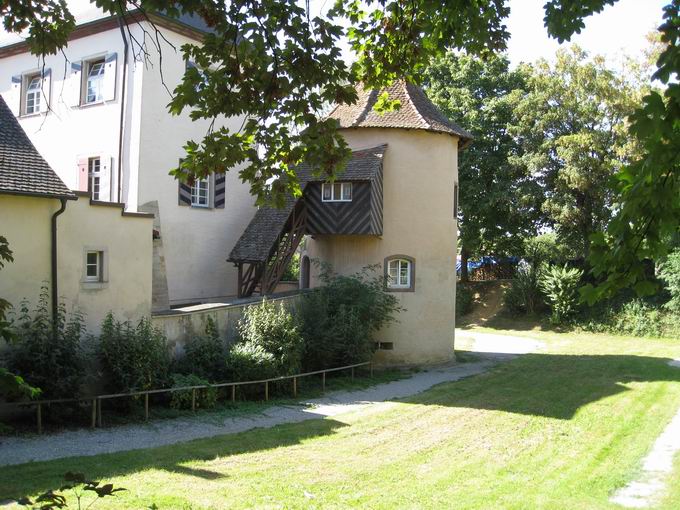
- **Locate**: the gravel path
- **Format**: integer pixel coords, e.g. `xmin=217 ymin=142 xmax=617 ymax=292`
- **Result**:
xmin=0 ymin=331 xmax=541 ymax=467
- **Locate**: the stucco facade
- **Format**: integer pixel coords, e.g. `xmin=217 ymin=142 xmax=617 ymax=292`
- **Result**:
xmin=304 ymin=128 xmax=460 ymax=365
xmin=0 ymin=16 xmax=256 ymax=307
xmin=0 ymin=194 xmax=153 ymax=334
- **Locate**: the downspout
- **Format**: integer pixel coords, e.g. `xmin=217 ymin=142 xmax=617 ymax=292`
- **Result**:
xmin=51 ymin=198 xmax=68 ymax=325
xmin=116 ymin=15 xmax=129 ymax=203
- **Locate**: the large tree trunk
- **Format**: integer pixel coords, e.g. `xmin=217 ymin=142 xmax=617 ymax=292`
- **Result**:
xmin=460 ymin=246 xmax=470 ymax=283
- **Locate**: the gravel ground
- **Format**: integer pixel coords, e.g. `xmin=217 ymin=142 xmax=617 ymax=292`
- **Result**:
xmin=0 ymin=331 xmax=541 ymax=467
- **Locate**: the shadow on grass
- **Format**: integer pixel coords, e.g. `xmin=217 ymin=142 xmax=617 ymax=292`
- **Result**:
xmin=0 ymin=418 xmax=347 ymax=500
xmin=400 ymin=351 xmax=680 ymax=420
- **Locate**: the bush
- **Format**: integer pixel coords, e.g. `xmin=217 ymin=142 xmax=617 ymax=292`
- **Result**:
xmin=503 ymin=261 xmax=544 ymax=316
xmin=178 ymin=317 xmax=225 ymax=381
xmin=523 ymin=233 xmax=574 ymax=266
xmin=456 ymin=283 xmax=474 ymax=318
xmin=98 ymin=313 xmax=170 ymax=393
xmin=169 ymin=373 xmax=217 ymax=410
xmin=659 ymin=249 xmax=680 ymax=312
xmin=299 ymin=264 xmax=402 ymax=370
xmin=5 ymin=287 xmax=84 ymax=399
xmin=281 ymin=252 xmax=300 ymax=281
xmin=540 ymin=265 xmax=583 ymax=324
xmin=226 ymin=342 xmax=279 ymax=382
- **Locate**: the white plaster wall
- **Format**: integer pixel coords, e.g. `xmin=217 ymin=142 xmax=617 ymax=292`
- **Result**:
xmin=0 ymin=25 xmax=146 ymax=204
xmin=137 ymin=28 xmax=256 ymax=305
xmin=304 ymin=128 xmax=459 ymax=365
xmin=0 ymin=194 xmax=152 ymax=334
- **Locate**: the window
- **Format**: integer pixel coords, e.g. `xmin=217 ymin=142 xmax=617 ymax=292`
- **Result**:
xmin=321 ymin=182 xmax=352 ymax=202
xmin=385 ymin=255 xmax=415 ymax=292
xmin=85 ymin=59 xmax=105 ymax=104
xmin=88 ymin=157 xmax=101 ymax=200
xmin=191 ymin=178 xmax=210 ymax=207
xmin=85 ymin=251 xmax=103 ymax=282
xmin=25 ymin=75 xmax=41 ymax=114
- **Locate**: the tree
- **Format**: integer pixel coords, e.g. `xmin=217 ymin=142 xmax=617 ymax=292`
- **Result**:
xmin=0 ymin=235 xmax=14 ymax=343
xmin=424 ymin=52 xmax=541 ymax=280
xmin=3 ymin=0 xmax=678 ymax=298
xmin=510 ymin=47 xmax=645 ymax=260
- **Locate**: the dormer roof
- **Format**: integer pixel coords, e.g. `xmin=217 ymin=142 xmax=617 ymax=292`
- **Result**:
xmin=326 ymin=80 xmax=472 ymax=145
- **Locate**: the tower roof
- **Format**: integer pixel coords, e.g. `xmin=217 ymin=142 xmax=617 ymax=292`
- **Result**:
xmin=326 ymin=80 xmax=472 ymax=144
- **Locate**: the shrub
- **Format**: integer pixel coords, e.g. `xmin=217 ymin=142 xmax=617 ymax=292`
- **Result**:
xmin=523 ymin=233 xmax=574 ymax=266
xmin=6 ymin=287 xmax=85 ymax=399
xmin=98 ymin=313 xmax=170 ymax=393
xmin=226 ymin=342 xmax=279 ymax=382
xmin=178 ymin=317 xmax=225 ymax=381
xmin=299 ymin=264 xmax=402 ymax=370
xmin=503 ymin=261 xmax=543 ymax=316
xmin=235 ymin=299 xmax=304 ymax=376
xmin=659 ymin=249 xmax=680 ymax=312
xmin=281 ymin=252 xmax=300 ymax=281
xmin=456 ymin=283 xmax=474 ymax=318
xmin=539 ymin=265 xmax=583 ymax=324
xmin=169 ymin=373 xmax=217 ymax=410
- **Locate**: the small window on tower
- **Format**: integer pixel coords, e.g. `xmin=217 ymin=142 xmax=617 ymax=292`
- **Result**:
xmin=384 ymin=255 xmax=415 ymax=292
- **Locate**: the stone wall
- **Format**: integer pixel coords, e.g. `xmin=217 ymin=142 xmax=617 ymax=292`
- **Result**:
xmin=151 ymin=291 xmax=304 ymax=357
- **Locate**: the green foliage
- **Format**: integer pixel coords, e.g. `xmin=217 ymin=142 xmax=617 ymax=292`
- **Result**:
xmin=540 ymin=265 xmax=584 ymax=324
xmin=0 ymin=367 xmax=41 ymax=402
xmin=523 ymin=233 xmax=574 ymax=266
xmin=226 ymin=342 xmax=279 ymax=382
xmin=0 ymin=235 xmax=14 ymax=343
xmin=6 ymin=287 xmax=84 ymax=399
xmin=425 ymin=52 xmax=540 ymax=264
xmin=281 ymin=253 xmax=300 ymax=282
xmin=504 ymin=262 xmax=545 ymax=316
xmin=299 ymin=264 xmax=402 ymax=370
xmin=169 ymin=374 xmax=217 ymax=410
xmin=659 ymin=249 xmax=680 ymax=311
xmin=456 ymin=284 xmax=474 ymax=318
xmin=510 ymin=46 xmax=645 ymax=260
xmin=98 ymin=314 xmax=170 ymax=393
xmin=178 ymin=317 xmax=225 ymax=382
xmin=17 ymin=472 xmax=126 ymax=510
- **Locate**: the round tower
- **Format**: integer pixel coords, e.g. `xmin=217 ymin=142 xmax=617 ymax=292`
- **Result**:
xmin=303 ymin=81 xmax=471 ymax=365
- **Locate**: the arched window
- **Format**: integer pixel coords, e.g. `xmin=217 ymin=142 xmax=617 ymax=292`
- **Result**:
xmin=384 ymin=255 xmax=415 ymax=292
xmin=300 ymin=255 xmax=311 ymax=289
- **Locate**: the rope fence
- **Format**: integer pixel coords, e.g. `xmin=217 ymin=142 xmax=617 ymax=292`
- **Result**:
xmin=1 ymin=361 xmax=373 ymax=434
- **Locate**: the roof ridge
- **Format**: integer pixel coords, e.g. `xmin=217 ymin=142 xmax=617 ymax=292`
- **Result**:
xmin=402 ymin=81 xmax=431 ymax=131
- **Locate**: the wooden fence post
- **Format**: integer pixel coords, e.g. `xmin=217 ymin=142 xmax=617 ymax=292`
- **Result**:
xmin=97 ymin=397 xmax=102 ymax=427
xmin=91 ymin=399 xmax=97 ymax=428
xmin=322 ymin=371 xmax=326 ymax=392
xmin=144 ymin=393 xmax=149 ymax=421
xmin=231 ymin=385 xmax=236 ymax=403
xmin=36 ymin=403 xmax=42 ymax=435
xmin=370 ymin=362 xmax=373 ymax=378
xmin=191 ymin=389 xmax=196 ymax=412
xmin=293 ymin=377 xmax=297 ymax=397
xmin=265 ymin=381 xmax=269 ymax=401
xmin=351 ymin=367 xmax=355 ymax=381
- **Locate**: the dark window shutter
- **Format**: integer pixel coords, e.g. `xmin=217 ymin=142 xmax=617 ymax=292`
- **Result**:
xmin=178 ymin=182 xmax=191 ymax=206
xmin=214 ymin=173 xmax=226 ymax=208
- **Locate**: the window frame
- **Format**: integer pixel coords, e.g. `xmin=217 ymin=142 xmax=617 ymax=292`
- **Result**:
xmin=191 ymin=177 xmax=210 ymax=208
xmin=321 ymin=182 xmax=353 ymax=202
xmin=85 ymin=250 xmax=103 ymax=282
xmin=88 ymin=157 xmax=101 ymax=200
xmin=24 ymin=74 xmax=42 ymax=115
xmin=384 ymin=255 xmax=416 ymax=292
xmin=83 ymin=58 xmax=106 ymax=105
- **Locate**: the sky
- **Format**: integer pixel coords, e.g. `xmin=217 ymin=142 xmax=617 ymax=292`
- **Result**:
xmin=1 ymin=0 xmax=668 ymax=67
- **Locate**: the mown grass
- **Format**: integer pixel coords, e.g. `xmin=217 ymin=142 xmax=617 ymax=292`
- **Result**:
xmin=2 ymin=329 xmax=680 ymax=509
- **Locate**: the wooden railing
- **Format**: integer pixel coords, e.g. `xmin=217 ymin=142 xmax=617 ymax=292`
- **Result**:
xmin=1 ymin=361 xmax=373 ymax=434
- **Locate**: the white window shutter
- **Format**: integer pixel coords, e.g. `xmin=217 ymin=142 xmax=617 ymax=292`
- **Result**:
xmin=103 ymin=53 xmax=117 ymax=102
xmin=38 ymin=68 xmax=51 ymax=114
xmin=7 ymin=75 xmax=22 ymax=116
xmin=77 ymin=158 xmax=89 ymax=192
xmin=99 ymin=156 xmax=113 ymax=201
xmin=70 ymin=61 xmax=82 ymax=106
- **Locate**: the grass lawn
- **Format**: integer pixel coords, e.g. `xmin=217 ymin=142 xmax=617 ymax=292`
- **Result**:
xmin=2 ymin=328 xmax=680 ymax=509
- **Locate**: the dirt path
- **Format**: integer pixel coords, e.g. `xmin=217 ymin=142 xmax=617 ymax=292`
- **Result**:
xmin=461 ymin=280 xmax=509 ymax=326
xmin=0 ymin=332 xmax=541 ymax=467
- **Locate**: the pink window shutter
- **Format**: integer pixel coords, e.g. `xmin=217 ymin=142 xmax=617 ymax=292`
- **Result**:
xmin=77 ymin=158 xmax=89 ymax=192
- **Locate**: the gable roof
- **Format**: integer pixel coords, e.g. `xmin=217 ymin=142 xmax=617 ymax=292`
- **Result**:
xmin=0 ymin=96 xmax=75 ymax=199
xmin=228 ymin=144 xmax=387 ymax=263
xmin=327 ymin=80 xmax=472 ymax=144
